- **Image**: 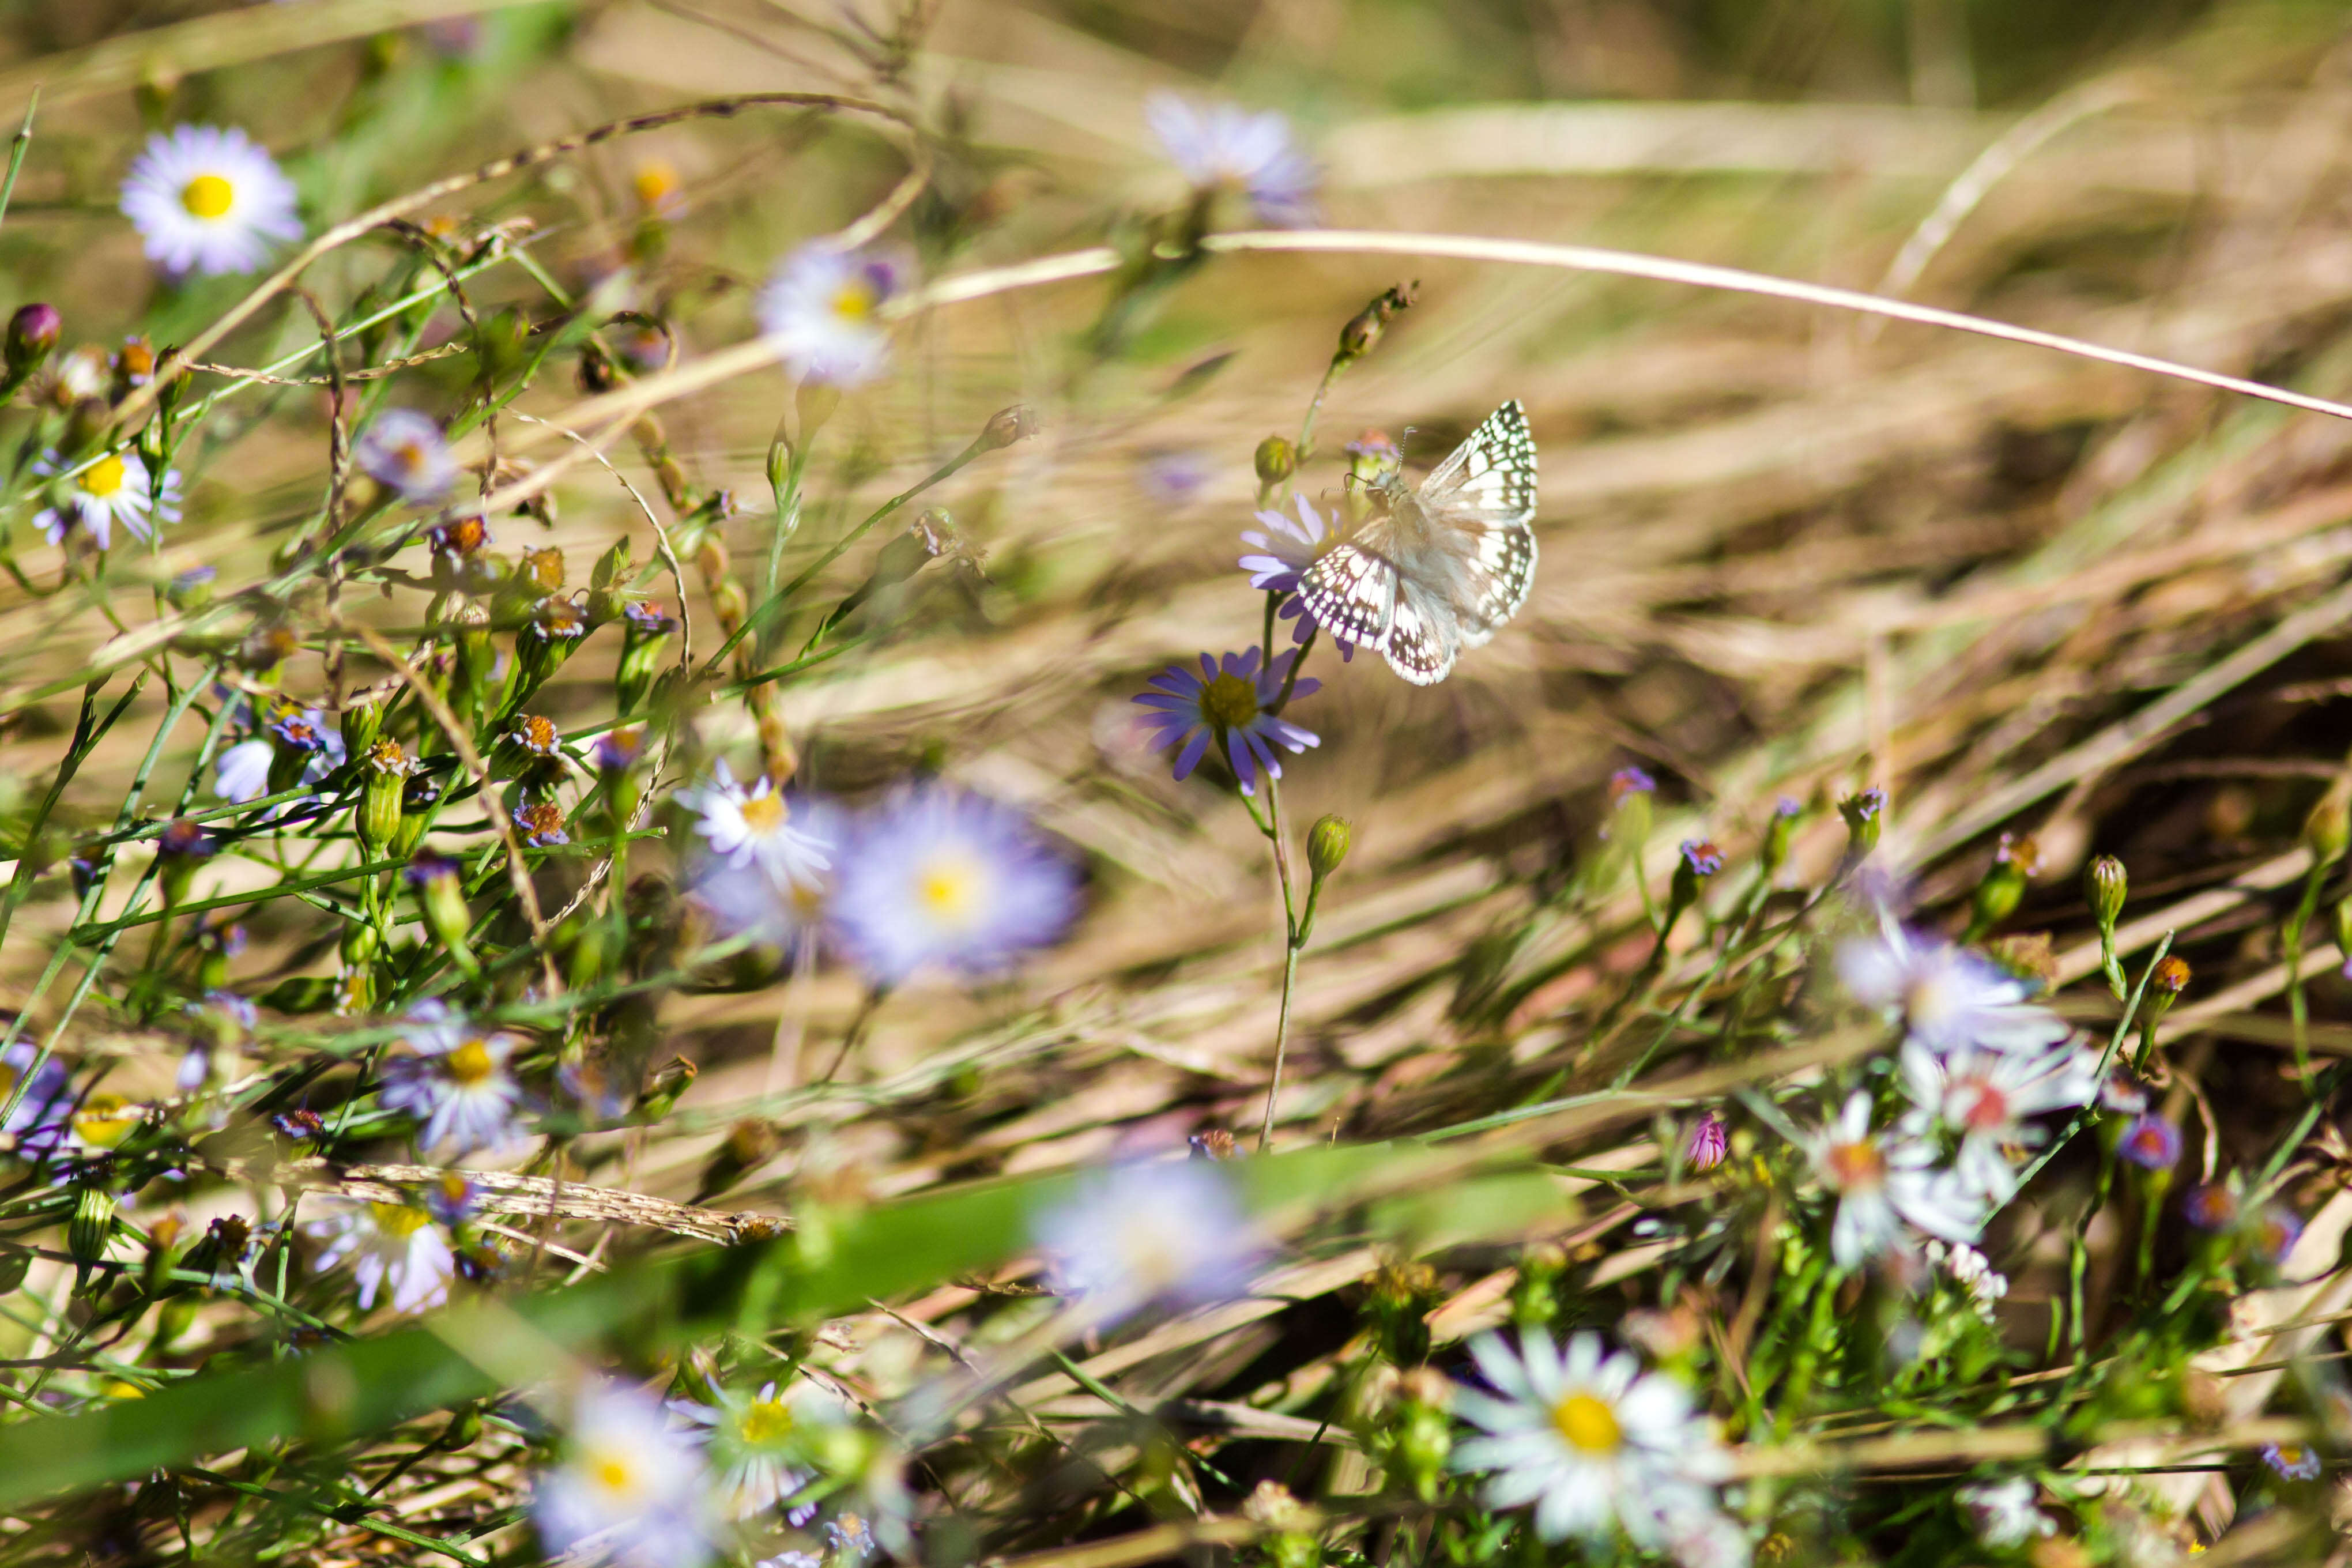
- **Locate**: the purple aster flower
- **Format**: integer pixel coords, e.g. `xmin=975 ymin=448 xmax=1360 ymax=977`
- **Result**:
xmin=828 ymin=786 xmax=1081 ymax=987
xmin=1680 ymin=839 xmax=1725 ymax=878
xmin=2250 ymin=1205 xmax=2305 ymax=1265
xmin=1608 ymin=767 xmax=1656 ymax=804
xmin=513 ymin=801 xmax=569 ymax=848
xmin=1145 ymin=94 xmax=1318 ymax=227
xmin=1239 ymin=497 xmax=1357 ymax=657
xmin=1 ymin=1042 xmax=71 ymax=1151
xmin=1240 ymin=496 xmax=1332 ymax=593
xmin=1140 ymin=448 xmax=1211 ymax=507
xmin=2263 ymin=1441 xmax=2323 ymax=1481
xmin=757 ymin=242 xmax=904 ymax=387
xmin=2184 ymin=1183 xmax=2238 ymax=1231
xmin=1133 ymin=648 xmax=1320 ymax=797
xmin=1686 ymin=1110 xmax=1727 ymax=1173
xmin=2119 ymin=1113 xmax=2181 ymax=1171
xmin=376 ymin=1000 xmax=526 ymax=1157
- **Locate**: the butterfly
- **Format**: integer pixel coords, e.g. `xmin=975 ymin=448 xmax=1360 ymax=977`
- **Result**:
xmin=1296 ymin=399 xmax=1538 ymax=685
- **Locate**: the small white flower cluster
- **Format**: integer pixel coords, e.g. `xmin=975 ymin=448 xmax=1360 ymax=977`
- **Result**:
xmin=1804 ymin=924 xmax=2102 ymax=1269
xmin=1453 ymin=1332 xmax=1747 ymax=1566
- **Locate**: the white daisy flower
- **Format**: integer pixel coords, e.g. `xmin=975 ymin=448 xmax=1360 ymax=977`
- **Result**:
xmin=32 ymin=449 xmax=179 ymax=551
xmin=669 ymin=1377 xmax=847 ymax=1519
xmin=536 ymin=1380 xmax=713 ymax=1568
xmin=1452 ymin=1331 xmax=1731 ymax=1550
xmin=1899 ymin=1039 xmax=2099 ymax=1206
xmin=120 ymin=124 xmax=302 ymax=277
xmin=355 ymin=408 xmax=456 ymax=504
xmin=1031 ymin=1159 xmax=1257 ymax=1325
xmin=677 ymin=760 xmax=831 ymax=894
xmin=306 ymin=1197 xmax=456 ymax=1315
xmin=1957 ymin=1477 xmax=2053 ymax=1547
xmin=376 ymin=1000 xmax=526 ymax=1157
xmin=756 ymin=243 xmax=902 ymax=387
xmin=1657 ymin=1507 xmax=1754 ymax=1568
xmin=1838 ymin=922 xmax=2070 ymax=1057
xmin=1145 ymin=94 xmax=1318 ymax=227
xmin=1924 ymin=1240 xmax=2010 ymax=1318
xmin=1807 ymin=1091 xmax=1984 ymax=1268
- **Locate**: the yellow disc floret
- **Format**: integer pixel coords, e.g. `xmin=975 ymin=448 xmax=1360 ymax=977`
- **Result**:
xmin=1551 ymin=1392 xmax=1622 ymax=1454
xmin=181 ymin=174 xmax=235 ymax=219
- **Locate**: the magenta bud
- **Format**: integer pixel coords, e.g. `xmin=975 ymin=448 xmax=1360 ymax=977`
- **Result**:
xmin=5 ymin=303 xmax=58 ymax=378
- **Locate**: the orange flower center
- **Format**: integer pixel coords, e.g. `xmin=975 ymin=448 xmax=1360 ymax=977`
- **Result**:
xmin=1824 ymin=1138 xmax=1885 ymax=1191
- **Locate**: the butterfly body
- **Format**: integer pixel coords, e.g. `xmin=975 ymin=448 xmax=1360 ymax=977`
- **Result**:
xmin=1296 ymin=400 xmax=1540 ymax=685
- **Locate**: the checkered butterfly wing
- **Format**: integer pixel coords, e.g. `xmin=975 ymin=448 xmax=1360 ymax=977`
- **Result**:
xmin=1418 ymin=398 xmax=1539 ymax=650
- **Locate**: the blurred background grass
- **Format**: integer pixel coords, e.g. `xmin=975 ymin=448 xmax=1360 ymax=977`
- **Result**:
xmin=5 ymin=0 xmax=2352 ymax=1280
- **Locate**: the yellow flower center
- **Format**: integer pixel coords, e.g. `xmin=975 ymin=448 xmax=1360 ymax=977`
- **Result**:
xmin=445 ymin=1038 xmax=497 ymax=1086
xmin=81 ymin=455 xmax=126 ymax=499
xmin=587 ymin=1447 xmax=642 ymax=1501
xmin=738 ymin=1397 xmax=794 ymax=1447
xmin=915 ymin=853 xmax=981 ymax=926
xmin=830 ymin=281 xmax=876 ymax=322
xmin=369 ymin=1202 xmax=431 ymax=1238
xmin=633 ymin=163 xmax=679 ymax=209
xmin=73 ymin=1095 xmax=139 ymax=1149
xmin=1825 ymin=1138 xmax=1886 ymax=1191
xmin=181 ymin=174 xmax=235 ymax=219
xmin=1200 ymin=672 xmax=1261 ymax=731
xmin=739 ymin=791 xmax=786 ymax=834
xmin=1552 ymin=1392 xmax=1621 ymax=1453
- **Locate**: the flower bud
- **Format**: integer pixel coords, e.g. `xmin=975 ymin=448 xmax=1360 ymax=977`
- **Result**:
xmin=156 ymin=819 xmax=214 ymax=907
xmin=166 ymin=566 xmax=215 ymax=613
xmin=2336 ymin=897 xmax=2352 ymax=967
xmin=616 ymin=603 xmax=677 ymax=715
xmin=1254 ymin=435 xmax=1296 ymax=486
xmin=1838 ymin=787 xmax=1886 ymax=857
xmin=1762 ymin=796 xmax=1801 ymax=876
xmin=518 ymin=546 xmax=565 ymax=598
xmin=393 ymin=774 xmax=442 ymax=860
xmin=586 ymin=537 xmax=634 ymax=626
xmin=1685 ymin=1109 xmax=1728 ymax=1173
xmin=406 ymin=853 xmax=477 ymax=976
xmin=2087 ymin=855 xmax=2127 ymax=932
xmin=5 ymin=302 xmax=59 ymax=384
xmin=2306 ymin=783 xmax=2351 ymax=868
xmin=339 ymin=698 xmax=383 ymax=759
xmin=0 ymin=1244 xmax=32 ymax=1295
xmin=1307 ymin=815 xmax=1351 ymax=882
xmin=2152 ymin=954 xmax=2191 ymax=997
xmin=979 ymin=404 xmax=1036 ymax=450
xmin=357 ymin=740 xmax=412 ymax=854
xmin=68 ymin=1183 xmax=117 ymax=1294
xmin=1969 ymin=831 xmax=2038 ymax=937
xmin=635 ymin=1055 xmax=698 ymax=1122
